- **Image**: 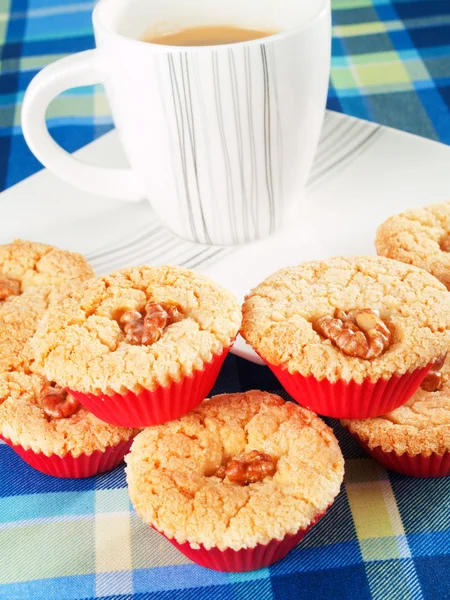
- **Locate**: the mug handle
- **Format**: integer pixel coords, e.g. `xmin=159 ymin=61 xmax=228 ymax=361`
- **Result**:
xmin=21 ymin=50 xmax=143 ymax=202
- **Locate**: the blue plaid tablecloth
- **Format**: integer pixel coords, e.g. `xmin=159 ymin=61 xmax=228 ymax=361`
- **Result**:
xmin=1 ymin=1 xmax=450 ymax=599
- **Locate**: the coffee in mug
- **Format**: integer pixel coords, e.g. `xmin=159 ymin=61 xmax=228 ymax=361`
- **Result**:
xmin=22 ymin=0 xmax=331 ymax=246
xmin=141 ymin=25 xmax=279 ymax=46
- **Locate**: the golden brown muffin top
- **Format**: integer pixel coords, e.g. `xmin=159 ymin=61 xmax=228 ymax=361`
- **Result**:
xmin=375 ymin=201 xmax=450 ymax=289
xmin=126 ymin=391 xmax=344 ymax=551
xmin=0 ymin=283 xmax=92 ymax=374
xmin=32 ymin=266 xmax=241 ymax=395
xmin=0 ymin=371 xmax=138 ymax=458
xmin=342 ymin=356 xmax=450 ymax=457
xmin=0 ymin=287 xmax=65 ymax=373
xmin=0 ymin=239 xmax=94 ymax=294
xmin=241 ymin=256 xmax=450 ymax=383
xmin=0 ymin=240 xmax=94 ymax=373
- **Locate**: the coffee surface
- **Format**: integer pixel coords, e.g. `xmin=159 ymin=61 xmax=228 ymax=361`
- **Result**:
xmin=141 ymin=25 xmax=278 ymax=46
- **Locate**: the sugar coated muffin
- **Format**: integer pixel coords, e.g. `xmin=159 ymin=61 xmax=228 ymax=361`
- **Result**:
xmin=0 ymin=239 xmax=94 ymax=296
xmin=241 ymin=256 xmax=450 ymax=419
xmin=0 ymin=240 xmax=94 ymax=373
xmin=376 ymin=201 xmax=450 ymax=289
xmin=0 ymin=284 xmax=86 ymax=373
xmin=342 ymin=354 xmax=450 ymax=477
xmin=0 ymin=370 xmax=137 ymax=478
xmin=33 ymin=266 xmax=241 ymax=427
xmin=126 ymin=390 xmax=344 ymax=571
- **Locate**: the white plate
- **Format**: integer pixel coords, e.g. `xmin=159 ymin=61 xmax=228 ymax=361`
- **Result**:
xmin=1 ymin=110 xmax=450 ymax=363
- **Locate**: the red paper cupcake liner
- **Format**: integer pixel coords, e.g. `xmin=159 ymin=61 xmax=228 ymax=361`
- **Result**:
xmin=154 ymin=511 xmax=326 ymax=572
xmin=69 ymin=348 xmax=230 ymax=428
xmin=267 ymin=362 xmax=432 ymax=419
xmin=0 ymin=434 xmax=133 ymax=478
xmin=354 ymin=437 xmax=450 ymax=478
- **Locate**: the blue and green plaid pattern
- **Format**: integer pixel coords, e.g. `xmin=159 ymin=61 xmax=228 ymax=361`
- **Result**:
xmin=1 ymin=0 xmax=450 ymax=191
xmin=1 ymin=0 xmax=450 ymax=598
xmin=329 ymin=0 xmax=450 ymax=144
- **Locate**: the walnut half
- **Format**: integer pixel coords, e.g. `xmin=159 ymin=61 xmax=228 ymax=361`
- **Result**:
xmin=313 ymin=308 xmax=391 ymax=360
xmin=440 ymin=236 xmax=450 ymax=252
xmin=216 ymin=450 xmax=277 ymax=485
xmin=0 ymin=276 xmax=20 ymax=301
xmin=119 ymin=302 xmax=183 ymax=346
xmin=40 ymin=383 xmax=80 ymax=419
xmin=421 ymin=353 xmax=447 ymax=392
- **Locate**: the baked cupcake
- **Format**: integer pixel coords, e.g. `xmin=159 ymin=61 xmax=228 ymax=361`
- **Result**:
xmin=342 ymin=354 xmax=450 ymax=478
xmin=0 ymin=239 xmax=94 ymax=372
xmin=0 ymin=239 xmax=94 ymax=295
xmin=33 ymin=266 xmax=241 ymax=427
xmin=0 ymin=285 xmax=83 ymax=373
xmin=0 ymin=370 xmax=137 ymax=478
xmin=241 ymin=256 xmax=450 ymax=419
xmin=126 ymin=390 xmax=344 ymax=572
xmin=376 ymin=201 xmax=450 ymax=289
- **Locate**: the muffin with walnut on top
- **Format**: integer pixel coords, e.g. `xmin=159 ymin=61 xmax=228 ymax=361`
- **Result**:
xmin=126 ymin=390 xmax=344 ymax=572
xmin=32 ymin=265 xmax=241 ymax=428
xmin=376 ymin=201 xmax=450 ymax=289
xmin=0 ymin=239 xmax=93 ymax=298
xmin=0 ymin=371 xmax=138 ymax=478
xmin=342 ymin=353 xmax=450 ymax=478
xmin=0 ymin=240 xmax=139 ymax=477
xmin=241 ymin=256 xmax=450 ymax=419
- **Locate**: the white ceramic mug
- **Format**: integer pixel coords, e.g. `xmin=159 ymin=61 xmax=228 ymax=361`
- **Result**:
xmin=22 ymin=0 xmax=331 ymax=245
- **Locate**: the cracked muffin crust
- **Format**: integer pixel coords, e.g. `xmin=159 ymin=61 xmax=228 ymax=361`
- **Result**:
xmin=32 ymin=266 xmax=241 ymax=395
xmin=241 ymin=256 xmax=450 ymax=384
xmin=0 ymin=283 xmax=93 ymax=374
xmin=0 ymin=240 xmax=94 ymax=373
xmin=0 ymin=370 xmax=137 ymax=457
xmin=0 ymin=239 xmax=94 ymax=295
xmin=342 ymin=356 xmax=450 ymax=457
xmin=125 ymin=391 xmax=344 ymax=551
xmin=375 ymin=202 xmax=450 ymax=289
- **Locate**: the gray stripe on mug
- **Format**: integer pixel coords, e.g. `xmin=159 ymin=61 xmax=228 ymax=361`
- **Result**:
xmin=193 ymin=55 xmax=221 ymax=243
xmin=212 ymin=52 xmax=238 ymax=245
xmin=244 ymin=46 xmax=259 ymax=239
xmin=168 ymin=54 xmax=200 ymax=243
xmin=180 ymin=53 xmax=211 ymax=244
xmin=228 ymin=48 xmax=249 ymax=242
xmin=261 ymin=45 xmax=275 ymax=233
xmin=269 ymin=45 xmax=283 ymax=225
xmin=153 ymin=55 xmax=183 ymax=217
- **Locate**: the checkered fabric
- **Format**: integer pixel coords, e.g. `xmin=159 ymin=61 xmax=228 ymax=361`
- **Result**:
xmin=1 ymin=1 xmax=450 ymax=599
xmin=1 ymin=0 xmax=450 ymax=192
xmin=329 ymin=0 xmax=450 ymax=145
